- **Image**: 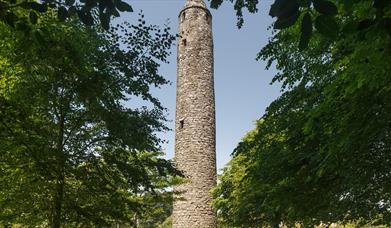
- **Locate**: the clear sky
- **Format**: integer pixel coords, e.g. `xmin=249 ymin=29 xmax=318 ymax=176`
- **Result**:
xmin=123 ymin=0 xmax=281 ymax=171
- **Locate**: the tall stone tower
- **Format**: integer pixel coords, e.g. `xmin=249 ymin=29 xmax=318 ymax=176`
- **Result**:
xmin=173 ymin=0 xmax=216 ymax=227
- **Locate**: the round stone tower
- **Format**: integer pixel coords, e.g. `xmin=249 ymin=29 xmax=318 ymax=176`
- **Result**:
xmin=173 ymin=0 xmax=216 ymax=227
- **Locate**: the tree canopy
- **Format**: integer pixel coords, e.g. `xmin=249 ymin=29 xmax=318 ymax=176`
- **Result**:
xmin=213 ymin=0 xmax=391 ymax=227
xmin=0 ymin=0 xmax=134 ymax=31
xmin=0 ymin=12 xmax=179 ymax=227
xmin=209 ymin=0 xmax=391 ymax=50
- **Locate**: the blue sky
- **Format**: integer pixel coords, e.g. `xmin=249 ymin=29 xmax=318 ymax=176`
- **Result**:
xmin=124 ymin=0 xmax=281 ymax=171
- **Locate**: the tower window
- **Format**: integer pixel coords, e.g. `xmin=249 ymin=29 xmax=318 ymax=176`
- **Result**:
xmin=182 ymin=12 xmax=186 ymax=22
xmin=205 ymin=13 xmax=209 ymax=24
xmin=182 ymin=39 xmax=187 ymax=46
xmin=179 ymin=119 xmax=184 ymax=129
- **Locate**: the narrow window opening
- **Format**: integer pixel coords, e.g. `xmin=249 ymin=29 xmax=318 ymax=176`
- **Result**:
xmin=205 ymin=13 xmax=209 ymax=24
xmin=182 ymin=39 xmax=187 ymax=46
xmin=182 ymin=12 xmax=186 ymax=22
xmin=179 ymin=120 xmax=184 ymax=129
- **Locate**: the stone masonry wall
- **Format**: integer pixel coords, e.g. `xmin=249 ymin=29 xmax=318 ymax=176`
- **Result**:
xmin=172 ymin=0 xmax=217 ymax=227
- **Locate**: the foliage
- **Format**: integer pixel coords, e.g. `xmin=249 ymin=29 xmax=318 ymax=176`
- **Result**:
xmin=209 ymin=0 xmax=391 ymax=49
xmin=213 ymin=0 xmax=391 ymax=227
xmin=212 ymin=127 xmax=261 ymax=227
xmin=136 ymin=192 xmax=173 ymax=227
xmin=0 ymin=0 xmax=133 ymax=32
xmin=158 ymin=216 xmax=172 ymax=228
xmin=0 ymin=14 xmax=179 ymax=227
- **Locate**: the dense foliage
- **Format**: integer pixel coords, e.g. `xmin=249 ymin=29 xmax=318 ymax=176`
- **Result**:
xmin=213 ymin=0 xmax=391 ymax=227
xmin=0 ymin=0 xmax=133 ymax=31
xmin=0 ymin=14 xmax=179 ymax=227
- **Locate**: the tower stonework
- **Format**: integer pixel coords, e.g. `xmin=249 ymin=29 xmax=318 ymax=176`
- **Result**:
xmin=173 ymin=0 xmax=216 ymax=227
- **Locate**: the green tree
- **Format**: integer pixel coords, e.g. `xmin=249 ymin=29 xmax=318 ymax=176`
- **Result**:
xmin=213 ymin=1 xmax=391 ymax=227
xmin=212 ymin=127 xmax=262 ymax=227
xmin=0 ymin=14 xmax=179 ymax=227
xmin=136 ymin=191 xmax=173 ymax=227
xmin=0 ymin=0 xmax=134 ymax=31
xmin=209 ymin=0 xmax=391 ymax=49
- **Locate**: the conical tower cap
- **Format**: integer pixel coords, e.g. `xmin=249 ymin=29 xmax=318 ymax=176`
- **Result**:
xmin=184 ymin=0 xmax=207 ymax=8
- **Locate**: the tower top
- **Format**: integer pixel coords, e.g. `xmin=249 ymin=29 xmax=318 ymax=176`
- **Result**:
xmin=180 ymin=0 xmax=211 ymax=18
xmin=184 ymin=0 xmax=207 ymax=8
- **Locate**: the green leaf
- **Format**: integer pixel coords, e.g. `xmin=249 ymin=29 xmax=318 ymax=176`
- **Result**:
xmin=33 ymin=30 xmax=46 ymax=45
xmin=4 ymin=12 xmax=17 ymax=27
xmin=313 ymin=0 xmax=338 ymax=15
xmin=298 ymin=0 xmax=311 ymax=7
xmin=109 ymin=8 xmax=120 ymax=17
xmin=210 ymin=0 xmax=224 ymax=9
xmin=58 ymin=7 xmax=68 ymax=22
xmin=314 ymin=15 xmax=338 ymax=38
xmin=115 ymin=0 xmax=133 ymax=12
xmin=343 ymin=0 xmax=356 ymax=14
xmin=299 ymin=13 xmax=312 ymax=50
xmin=273 ymin=11 xmax=299 ymax=29
xmin=0 ymin=1 xmax=7 ymax=9
xmin=269 ymin=0 xmax=299 ymax=18
xmin=29 ymin=11 xmax=38 ymax=24
xmin=99 ymin=12 xmax=110 ymax=30
xmin=19 ymin=2 xmax=30 ymax=9
xmin=342 ymin=20 xmax=358 ymax=32
xmin=77 ymin=10 xmax=94 ymax=26
xmin=16 ymin=21 xmax=30 ymax=33
xmin=65 ymin=0 xmax=75 ymax=6
xmin=68 ymin=6 xmax=77 ymax=16
xmin=28 ymin=2 xmax=47 ymax=13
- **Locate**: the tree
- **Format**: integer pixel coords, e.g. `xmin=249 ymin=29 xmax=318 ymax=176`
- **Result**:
xmin=213 ymin=1 xmax=391 ymax=227
xmin=0 ymin=13 xmax=180 ymax=227
xmin=212 ymin=127 xmax=263 ymax=227
xmin=0 ymin=0 xmax=134 ymax=31
xmin=209 ymin=0 xmax=391 ymax=49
